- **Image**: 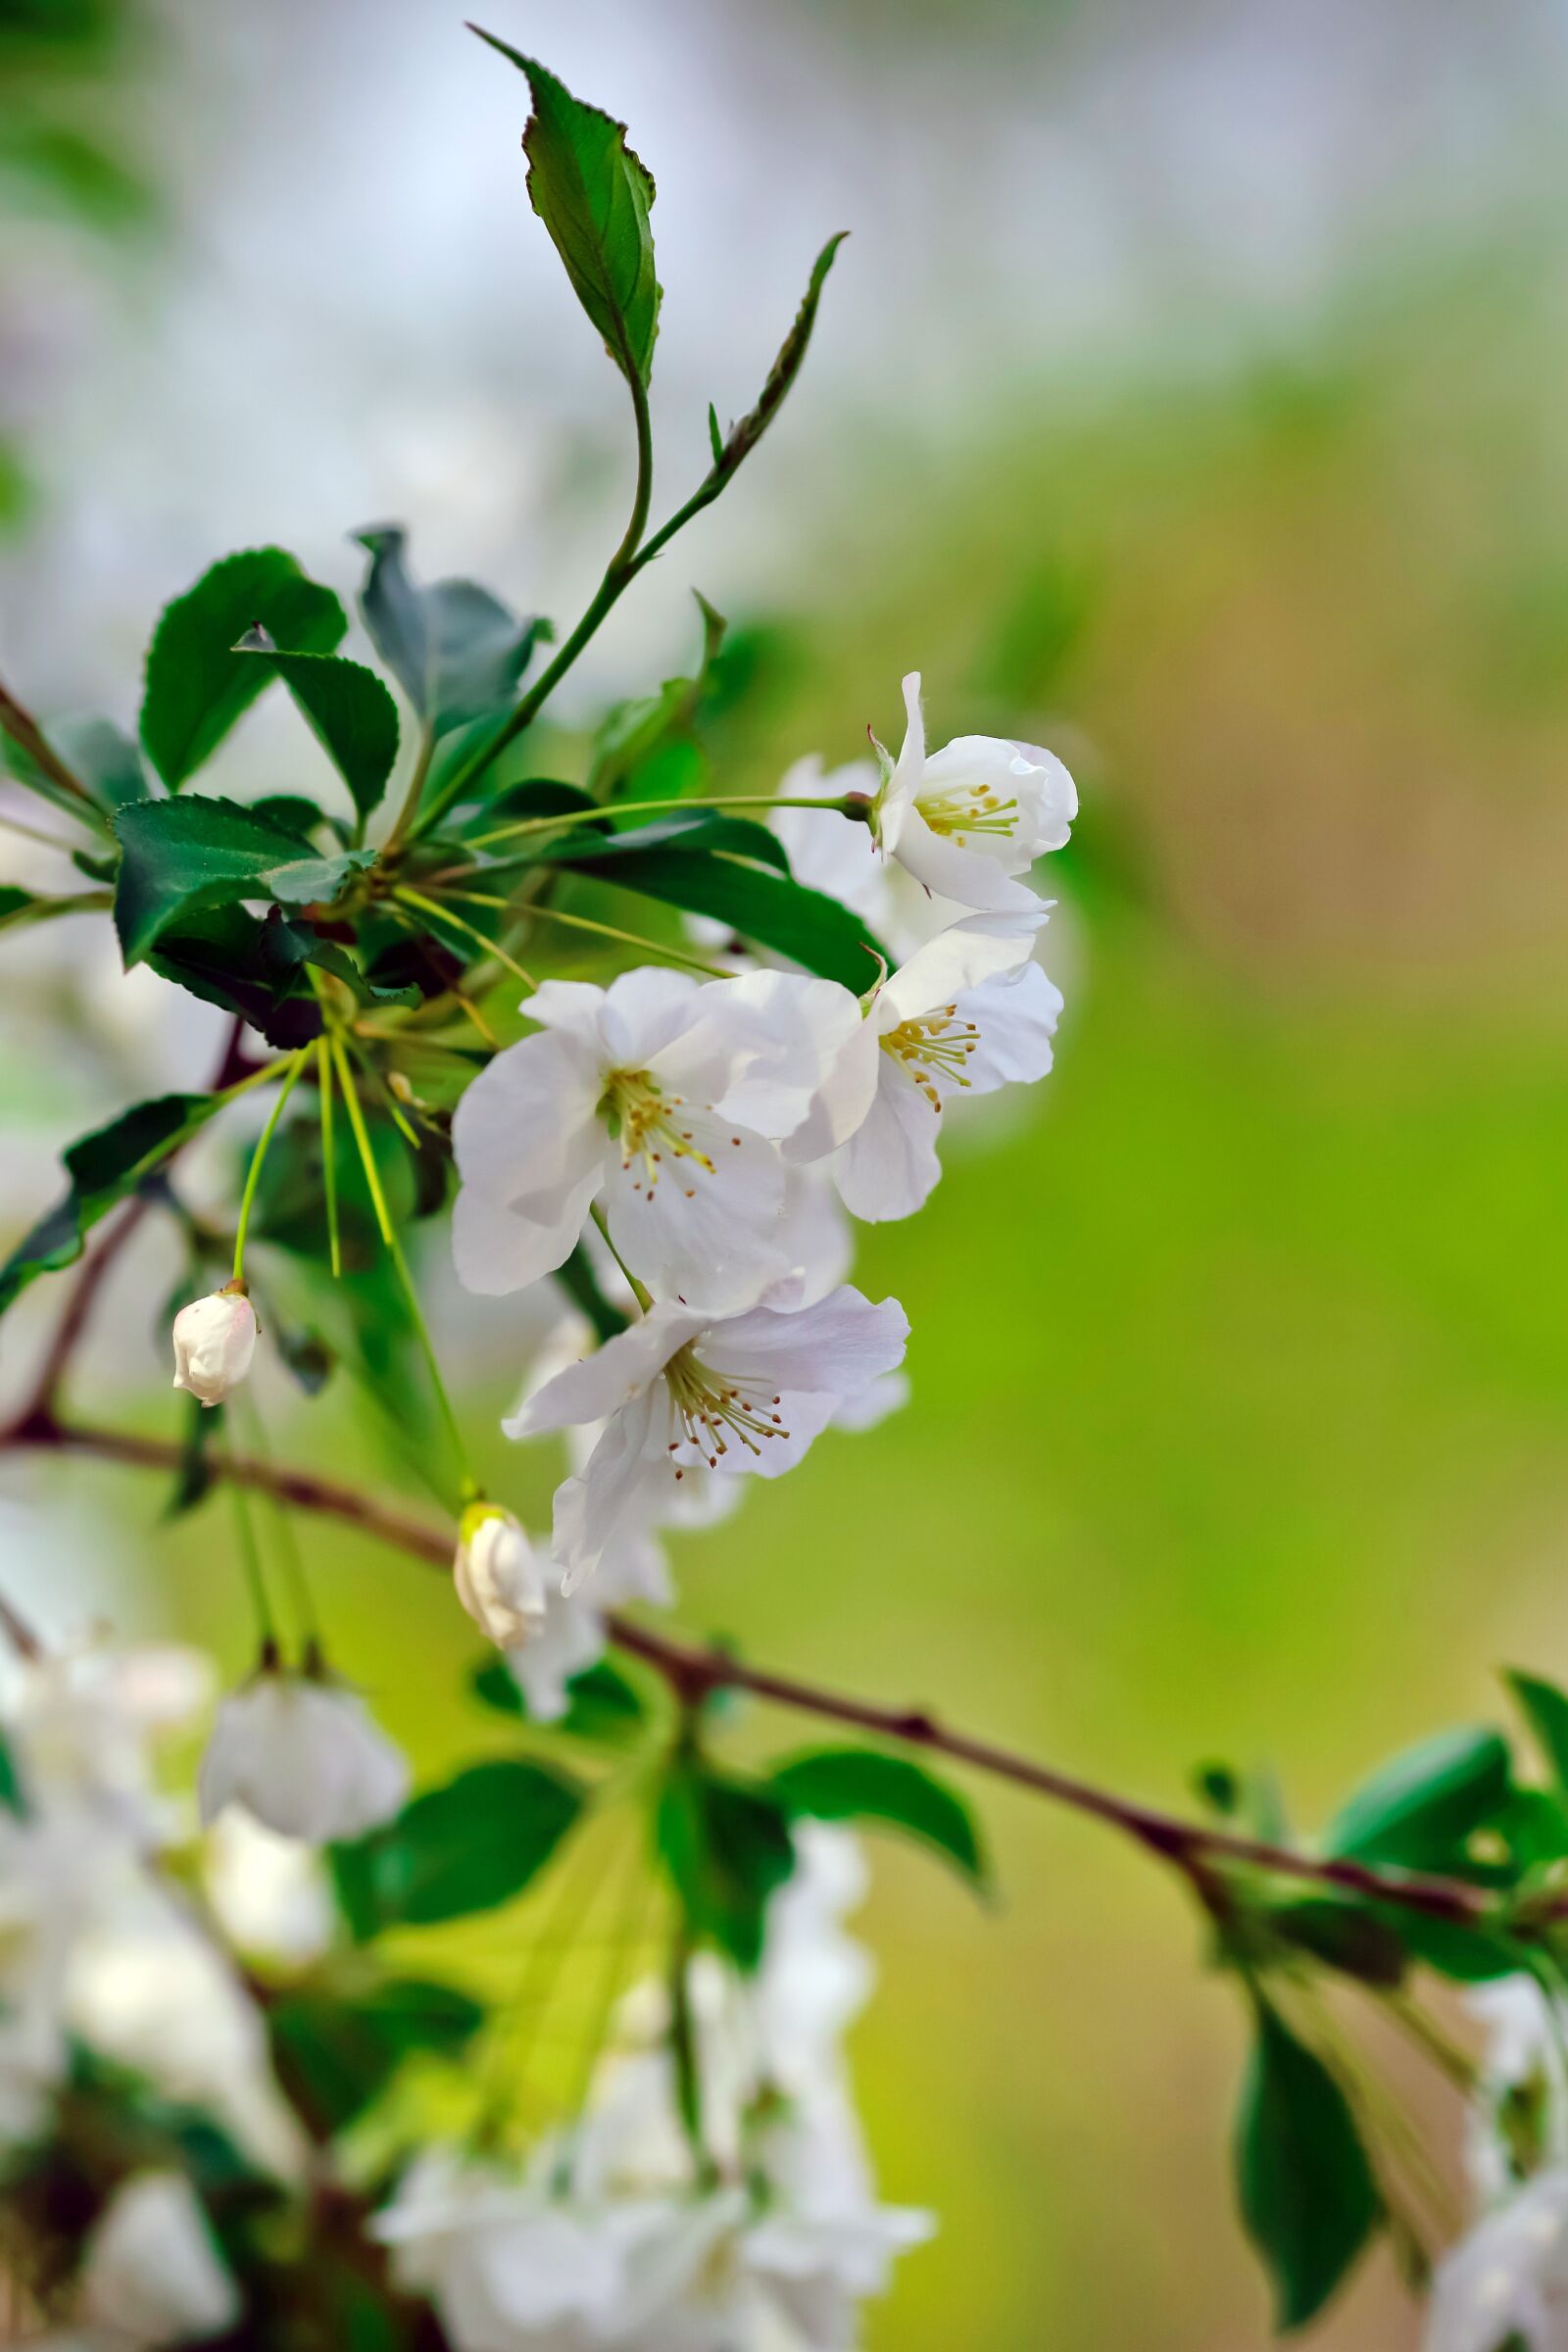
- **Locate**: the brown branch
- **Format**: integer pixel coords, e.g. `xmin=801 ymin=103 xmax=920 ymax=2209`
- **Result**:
xmin=0 ymin=1410 xmax=1499 ymax=1928
xmin=9 ymin=1200 xmax=151 ymax=1439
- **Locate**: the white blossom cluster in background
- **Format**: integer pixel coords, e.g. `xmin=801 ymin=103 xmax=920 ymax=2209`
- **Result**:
xmin=377 ymin=1824 xmax=930 ymax=2352
xmin=443 ymin=673 xmax=1072 ymax=1708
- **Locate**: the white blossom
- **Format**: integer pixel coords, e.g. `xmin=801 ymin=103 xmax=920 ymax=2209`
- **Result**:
xmin=1466 ymin=1976 xmax=1568 ymax=2204
xmin=1429 ymin=2166 xmax=1568 ymax=2352
xmin=170 ymin=1287 xmax=258 ymax=1407
xmin=455 ymin=1503 xmax=549 ymax=1648
xmin=868 ymin=670 xmax=1076 ymax=913
xmin=203 ymin=1810 xmax=335 ymax=1972
xmin=198 ymin=1665 xmax=409 ymax=1842
xmin=505 ymin=1284 xmax=909 ymax=1591
xmin=76 ymin=2171 xmax=240 ymax=2346
xmin=451 ymin=967 xmax=863 ymax=1313
xmin=783 ymin=911 xmax=1061 ymax=1221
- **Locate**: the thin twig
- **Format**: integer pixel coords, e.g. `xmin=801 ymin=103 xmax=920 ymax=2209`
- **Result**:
xmin=0 ymin=1409 xmax=1505 ymax=1927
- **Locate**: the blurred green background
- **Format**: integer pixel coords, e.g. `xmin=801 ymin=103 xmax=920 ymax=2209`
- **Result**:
xmin=2 ymin=1 xmax=1567 ymax=2345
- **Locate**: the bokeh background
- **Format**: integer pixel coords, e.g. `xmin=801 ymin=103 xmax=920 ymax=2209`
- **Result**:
xmin=3 ymin=1 xmax=1567 ymax=2344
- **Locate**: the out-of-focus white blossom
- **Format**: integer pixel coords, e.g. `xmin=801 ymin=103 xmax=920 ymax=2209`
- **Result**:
xmin=199 ymin=1667 xmax=408 ymax=1842
xmin=1465 ymin=1976 xmax=1568 ymax=2205
xmin=455 ymin=1503 xmax=548 ymax=1648
xmin=1429 ymin=2165 xmax=1568 ymax=2352
xmin=451 ymin=967 xmax=862 ymax=1313
xmin=170 ymin=1287 xmax=258 ymax=1408
xmin=76 ymin=2171 xmax=240 ymax=2346
xmin=203 ymin=1810 xmax=335 ymax=1973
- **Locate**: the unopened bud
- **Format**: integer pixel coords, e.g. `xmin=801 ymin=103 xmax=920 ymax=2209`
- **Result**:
xmin=172 ymin=1288 xmax=258 ymax=1409
xmin=454 ymin=1502 xmax=546 ymax=1648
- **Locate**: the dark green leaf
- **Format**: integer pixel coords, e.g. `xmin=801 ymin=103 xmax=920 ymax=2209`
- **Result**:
xmin=332 ymin=1759 xmax=581 ymax=1936
xmin=657 ymin=1764 xmax=795 ymax=1971
xmin=770 ymin=1747 xmax=987 ymax=1892
xmin=114 ymin=795 xmax=372 ymax=965
xmin=146 ymin=906 xmax=323 ymax=1048
xmin=711 ymin=233 xmax=846 ymax=479
xmin=0 ymin=1729 xmax=25 ymax=1818
xmin=1267 ymin=1897 xmax=1406 ymax=1987
xmin=140 ymin=547 xmax=346 ymax=789
xmin=234 ymin=630 xmax=399 ymax=825
xmin=252 ymin=793 xmax=332 ymax=837
xmin=1324 ymin=1727 xmax=1512 ymax=1869
xmin=300 ymin=936 xmax=423 ymax=1011
xmin=474 ymin=34 xmax=661 ymax=390
xmin=269 ymin=1979 xmax=483 ymax=2132
xmin=470 ymin=1655 xmax=645 ymax=1742
xmin=466 ymin=778 xmax=599 ymax=835
xmin=354 ymin=527 xmax=548 ymax=738
xmin=0 ymin=1091 xmax=220 ymax=1315
xmin=1383 ymin=1908 xmax=1530 ymax=1983
xmin=1235 ymin=1995 xmax=1379 ymax=2331
xmin=1507 ymin=1671 xmax=1568 ymax=1790
xmin=273 ymin=1323 xmax=335 ymax=1396
xmin=544 ymin=826 xmax=882 ymax=989
xmin=50 ymin=715 xmax=148 ymax=808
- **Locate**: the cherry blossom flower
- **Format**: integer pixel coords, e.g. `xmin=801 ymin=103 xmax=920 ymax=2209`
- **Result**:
xmin=505 ymin=1284 xmax=909 ymax=1591
xmin=171 ymin=1287 xmax=258 ymax=1407
xmin=76 ymin=2171 xmax=240 ymax=2347
xmin=867 ymin=670 xmax=1076 ymax=913
xmin=199 ymin=1666 xmax=408 ymax=1842
xmin=451 ymin=967 xmax=863 ymax=1312
xmin=784 ymin=912 xmax=1062 ymax=1222
xmin=454 ymin=1502 xmax=548 ymax=1648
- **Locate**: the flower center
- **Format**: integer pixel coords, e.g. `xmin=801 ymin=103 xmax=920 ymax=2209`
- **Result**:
xmin=916 ymin=781 xmax=1019 ymax=844
xmin=598 ymin=1070 xmax=722 ymax=1198
xmin=879 ymin=1008 xmax=978 ymax=1111
xmin=662 ymin=1344 xmax=790 ymax=1473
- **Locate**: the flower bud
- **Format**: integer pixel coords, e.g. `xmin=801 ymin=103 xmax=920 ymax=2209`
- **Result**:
xmin=199 ymin=1666 xmax=408 ymax=1843
xmin=78 ymin=2171 xmax=240 ymax=2344
xmin=454 ymin=1502 xmax=547 ymax=1648
xmin=172 ymin=1287 xmax=258 ymax=1409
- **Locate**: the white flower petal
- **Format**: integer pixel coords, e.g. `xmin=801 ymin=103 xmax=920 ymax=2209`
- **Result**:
xmin=891 ymin=804 xmax=1047 ymax=914
xmin=451 ymin=1031 xmax=606 ymax=1296
xmin=832 ymin=1064 xmax=944 ymax=1222
xmin=505 ymin=1302 xmax=707 ymax=1441
xmin=605 ymin=1120 xmax=787 ymax=1313
xmin=956 ymin=960 xmax=1063 ymax=1094
xmin=882 ymin=907 xmax=1048 ymax=1021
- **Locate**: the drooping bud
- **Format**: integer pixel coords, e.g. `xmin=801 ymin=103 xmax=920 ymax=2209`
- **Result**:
xmin=453 ymin=1502 xmax=547 ymax=1648
xmin=172 ymin=1286 xmax=258 ymax=1409
xmin=199 ymin=1664 xmax=408 ymax=1843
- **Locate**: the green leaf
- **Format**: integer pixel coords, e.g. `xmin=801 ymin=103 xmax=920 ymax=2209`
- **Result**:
xmin=234 ymin=630 xmax=399 ymax=825
xmin=711 ymin=232 xmax=846 ymax=478
xmin=0 ymin=1090 xmax=221 ymax=1315
xmin=0 ymin=1729 xmax=26 ymax=1819
xmin=657 ymin=1764 xmax=795 ymax=1971
xmin=543 ymin=823 xmax=883 ymax=989
xmin=1324 ymin=1727 xmax=1513 ymax=1869
xmin=1507 ymin=1670 xmax=1568 ymax=1790
xmin=113 ymin=795 xmax=372 ymax=966
xmin=354 ymin=527 xmax=548 ymax=738
xmin=331 ymin=1759 xmax=582 ymax=1936
xmin=470 ymin=1655 xmax=645 ymax=1742
xmin=1383 ymin=1908 xmax=1530 ymax=1983
xmin=1235 ymin=1995 xmax=1379 ymax=2331
xmin=50 ymin=715 xmax=148 ymax=808
xmin=269 ymin=1979 xmax=483 ymax=2132
xmin=465 ymin=778 xmax=599 ymax=836
xmin=145 ymin=906 xmax=323 ymax=1048
xmin=770 ymin=1747 xmax=988 ymax=1892
xmin=140 ymin=547 xmax=346 ymax=789
xmin=474 ymin=34 xmax=661 ymax=389
xmin=1266 ymin=1897 xmax=1406 ymax=1987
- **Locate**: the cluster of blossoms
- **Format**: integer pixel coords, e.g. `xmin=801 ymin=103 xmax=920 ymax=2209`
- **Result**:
xmin=376 ymin=1825 xmax=931 ymax=2352
xmin=1428 ymin=1977 xmax=1568 ymax=2351
xmin=169 ymin=673 xmax=1074 ymax=1782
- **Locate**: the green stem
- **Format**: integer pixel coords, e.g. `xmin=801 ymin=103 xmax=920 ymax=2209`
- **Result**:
xmin=223 ymin=1439 xmax=277 ymax=1651
xmin=439 ymin=887 xmax=729 ymax=981
xmin=238 ymin=1392 xmax=321 ymax=1648
xmin=231 ymin=1050 xmax=309 ymax=1285
xmin=589 ymin=1202 xmax=653 ymax=1313
xmin=381 ymin=721 xmax=437 ymax=857
xmin=466 ymin=791 xmax=850 ymax=853
xmin=326 ymin=1028 xmax=476 ymax=1508
xmin=393 ymin=886 xmax=536 ymax=987
xmin=316 ymin=1037 xmax=342 ymax=1280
